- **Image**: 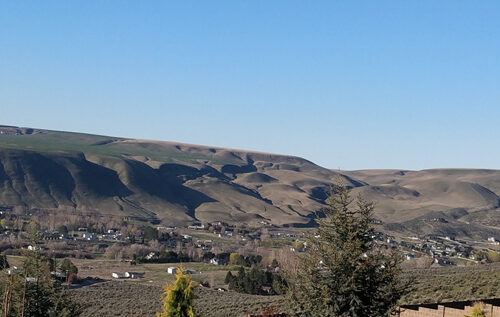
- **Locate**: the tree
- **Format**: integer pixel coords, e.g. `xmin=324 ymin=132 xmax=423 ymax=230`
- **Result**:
xmin=271 ymin=259 xmax=279 ymax=269
xmin=0 ymin=231 xmax=81 ymax=316
xmin=464 ymin=302 xmax=487 ymax=317
xmin=487 ymin=251 xmax=500 ymax=262
xmin=230 ymin=253 xmax=241 ymax=265
xmin=142 ymin=226 xmax=158 ymax=241
xmin=157 ymin=267 xmax=195 ymax=317
xmin=0 ymin=254 xmax=9 ymax=270
xmin=57 ymin=225 xmax=69 ymax=235
xmin=287 ymin=184 xmax=410 ymax=317
xmin=60 ymin=258 xmax=78 ymax=277
xmin=224 ymin=271 xmax=234 ymax=284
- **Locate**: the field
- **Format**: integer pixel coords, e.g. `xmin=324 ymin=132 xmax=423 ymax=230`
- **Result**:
xmin=72 ymin=281 xmax=284 ymax=317
xmin=69 ymin=258 xmax=241 ymax=288
xmin=402 ymin=262 xmax=500 ymax=304
xmin=64 ymin=259 xmax=500 ymax=316
xmin=0 ymin=129 xmax=223 ymax=164
xmin=67 ymin=258 xmax=285 ymax=316
xmin=7 ymin=254 xmax=500 ymax=315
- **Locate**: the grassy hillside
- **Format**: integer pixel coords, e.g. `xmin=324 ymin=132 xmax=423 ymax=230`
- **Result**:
xmin=345 ymin=169 xmax=500 ymax=238
xmin=2 ymin=125 xmax=500 ymax=237
xmin=0 ymin=126 xmax=352 ymax=226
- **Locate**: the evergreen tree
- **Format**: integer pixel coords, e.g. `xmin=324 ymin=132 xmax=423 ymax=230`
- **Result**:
xmin=224 ymin=271 xmax=234 ymax=284
xmin=60 ymin=259 xmax=78 ymax=277
xmin=157 ymin=267 xmax=195 ymax=317
xmin=271 ymin=274 xmax=288 ymax=295
xmin=288 ymin=184 xmax=410 ymax=317
xmin=0 ymin=254 xmax=9 ymax=270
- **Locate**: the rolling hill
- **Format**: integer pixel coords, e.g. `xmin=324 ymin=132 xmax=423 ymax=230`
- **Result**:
xmin=0 ymin=125 xmax=499 ymax=238
xmin=344 ymin=169 xmax=500 ymax=238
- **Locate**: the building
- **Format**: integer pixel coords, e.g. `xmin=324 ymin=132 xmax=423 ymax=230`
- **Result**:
xmin=145 ymin=252 xmax=158 ymax=260
xmin=167 ymin=267 xmax=177 ymax=274
xmin=210 ymin=258 xmax=222 ymax=265
xmin=112 ymin=272 xmax=125 ymax=279
xmin=83 ymin=233 xmax=97 ymax=240
xmin=124 ymin=272 xmax=144 ymax=279
xmin=488 ymin=237 xmax=499 ymax=245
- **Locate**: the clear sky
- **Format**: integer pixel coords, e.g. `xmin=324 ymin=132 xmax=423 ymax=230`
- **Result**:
xmin=1 ymin=1 xmax=499 ymax=170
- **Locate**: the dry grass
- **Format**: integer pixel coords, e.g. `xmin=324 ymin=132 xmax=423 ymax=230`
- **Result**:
xmin=72 ymin=281 xmax=285 ymax=317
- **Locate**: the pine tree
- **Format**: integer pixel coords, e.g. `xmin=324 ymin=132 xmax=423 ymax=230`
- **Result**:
xmin=288 ymin=184 xmax=410 ymax=317
xmin=224 ymin=271 xmax=234 ymax=284
xmin=60 ymin=258 xmax=78 ymax=277
xmin=157 ymin=267 xmax=195 ymax=317
xmin=0 ymin=254 xmax=9 ymax=270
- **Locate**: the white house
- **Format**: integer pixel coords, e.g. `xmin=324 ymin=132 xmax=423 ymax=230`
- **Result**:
xmin=167 ymin=267 xmax=177 ymax=274
xmin=124 ymin=272 xmax=144 ymax=279
xmin=83 ymin=233 xmax=97 ymax=240
xmin=112 ymin=272 xmax=125 ymax=279
xmin=406 ymin=254 xmax=416 ymax=260
xmin=51 ymin=271 xmax=66 ymax=279
xmin=145 ymin=252 xmax=158 ymax=260
xmin=210 ymin=258 xmax=220 ymax=265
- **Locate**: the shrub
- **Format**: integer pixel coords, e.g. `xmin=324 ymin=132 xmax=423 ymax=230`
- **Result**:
xmin=464 ymin=302 xmax=487 ymax=317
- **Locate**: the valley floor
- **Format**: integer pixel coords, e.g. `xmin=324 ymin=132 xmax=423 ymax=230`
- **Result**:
xmin=68 ymin=261 xmax=500 ymax=317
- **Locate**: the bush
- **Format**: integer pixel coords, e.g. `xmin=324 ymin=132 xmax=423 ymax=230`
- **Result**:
xmin=464 ymin=302 xmax=487 ymax=317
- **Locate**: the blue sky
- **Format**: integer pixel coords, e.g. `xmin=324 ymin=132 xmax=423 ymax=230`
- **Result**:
xmin=1 ymin=1 xmax=499 ymax=170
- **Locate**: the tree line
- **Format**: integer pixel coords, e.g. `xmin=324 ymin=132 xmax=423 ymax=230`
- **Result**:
xmin=225 ymin=267 xmax=287 ymax=295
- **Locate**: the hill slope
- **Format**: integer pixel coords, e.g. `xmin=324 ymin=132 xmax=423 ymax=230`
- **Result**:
xmin=0 ymin=126 xmax=359 ymax=226
xmin=344 ymin=169 xmax=500 ymax=238
xmin=1 ymin=125 xmax=500 ymax=238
